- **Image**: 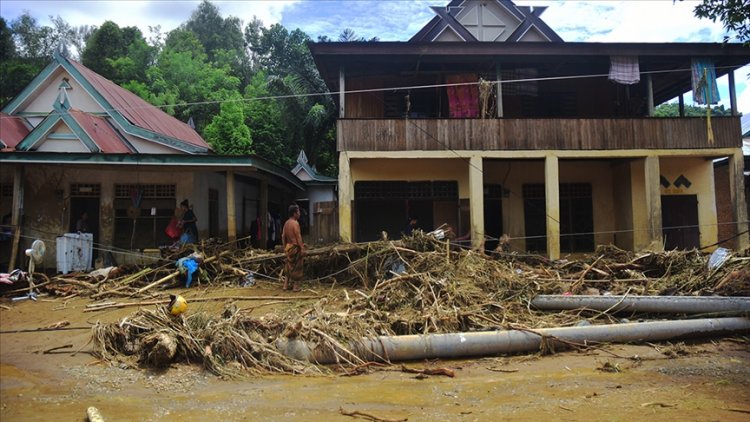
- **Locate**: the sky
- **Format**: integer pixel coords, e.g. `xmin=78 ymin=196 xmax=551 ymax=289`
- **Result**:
xmin=1 ymin=0 xmax=748 ymax=113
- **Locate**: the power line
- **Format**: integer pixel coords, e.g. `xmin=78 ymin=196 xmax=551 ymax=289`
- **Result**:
xmin=0 ymin=64 xmax=740 ymax=122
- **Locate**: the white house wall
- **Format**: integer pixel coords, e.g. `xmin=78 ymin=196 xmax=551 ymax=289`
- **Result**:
xmin=125 ymin=135 xmax=183 ymax=154
xmin=23 ymin=68 xmax=105 ymax=114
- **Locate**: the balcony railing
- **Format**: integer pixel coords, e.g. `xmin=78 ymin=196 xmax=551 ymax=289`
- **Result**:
xmin=337 ymin=117 xmax=741 ymax=151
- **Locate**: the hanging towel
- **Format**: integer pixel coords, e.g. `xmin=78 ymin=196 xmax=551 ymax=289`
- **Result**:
xmin=691 ymin=59 xmax=720 ymax=105
xmin=608 ymin=56 xmax=640 ymax=85
xmin=446 ymin=74 xmax=479 ymax=118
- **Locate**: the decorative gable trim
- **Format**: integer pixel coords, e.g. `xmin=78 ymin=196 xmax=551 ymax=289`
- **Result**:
xmin=410 ymin=0 xmax=562 ymax=43
xmin=17 ymin=102 xmax=100 ymax=152
xmin=1 ymin=61 xmax=62 ymax=114
xmin=56 ymin=53 xmax=207 ymax=154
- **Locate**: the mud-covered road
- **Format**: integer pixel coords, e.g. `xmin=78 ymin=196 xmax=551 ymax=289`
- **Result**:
xmin=1 ymin=288 xmax=749 ymax=421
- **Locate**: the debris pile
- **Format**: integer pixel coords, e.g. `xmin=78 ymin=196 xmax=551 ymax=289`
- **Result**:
xmin=68 ymin=234 xmax=750 ymax=376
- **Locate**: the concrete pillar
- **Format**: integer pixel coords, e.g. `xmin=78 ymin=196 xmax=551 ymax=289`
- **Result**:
xmin=729 ymin=150 xmax=749 ymax=249
xmin=226 ymin=170 xmax=236 ymax=244
xmin=260 ymin=179 xmax=268 ymax=248
xmin=644 ymin=155 xmax=663 ymax=250
xmin=338 ymin=151 xmax=353 ymax=242
xmin=544 ymin=155 xmax=560 ymax=260
xmin=468 ymin=156 xmax=484 ymax=251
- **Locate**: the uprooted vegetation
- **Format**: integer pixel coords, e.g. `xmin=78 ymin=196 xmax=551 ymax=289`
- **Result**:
xmin=5 ymin=232 xmax=749 ymax=377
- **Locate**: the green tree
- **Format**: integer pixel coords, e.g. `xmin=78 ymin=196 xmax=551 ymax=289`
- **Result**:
xmin=653 ymin=102 xmax=734 ymax=116
xmin=691 ymin=0 xmax=750 ymax=42
xmin=244 ymin=71 xmax=289 ymax=166
xmin=10 ymin=12 xmax=56 ymax=59
xmin=204 ymin=93 xmax=252 ymax=155
xmin=0 ymin=17 xmax=16 ymax=60
xmin=81 ymin=21 xmax=126 ymax=79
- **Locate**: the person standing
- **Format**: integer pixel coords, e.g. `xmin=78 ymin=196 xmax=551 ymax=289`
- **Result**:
xmin=281 ymin=204 xmax=304 ymax=292
xmin=179 ymin=199 xmax=198 ymax=244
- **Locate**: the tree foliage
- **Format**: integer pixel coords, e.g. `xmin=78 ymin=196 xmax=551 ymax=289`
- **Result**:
xmin=653 ymin=102 xmax=734 ymax=117
xmin=682 ymin=0 xmax=750 ymax=42
xmin=1 ymin=2 xmax=338 ymax=175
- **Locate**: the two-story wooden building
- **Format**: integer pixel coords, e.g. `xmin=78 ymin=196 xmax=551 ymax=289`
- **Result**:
xmin=309 ymin=0 xmax=750 ymax=258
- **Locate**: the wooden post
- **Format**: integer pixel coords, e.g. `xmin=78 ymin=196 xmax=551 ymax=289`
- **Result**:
xmin=339 ymin=66 xmax=346 ymax=118
xmin=260 ymin=179 xmax=268 ymax=249
xmin=495 ymin=63 xmax=503 ymax=118
xmin=678 ymin=94 xmax=685 ymax=117
xmin=644 ymin=155 xmax=663 ymax=250
xmin=226 ymin=170 xmax=236 ymax=244
xmin=728 ymin=69 xmax=737 ymax=116
xmin=544 ymin=155 xmax=560 ymax=260
xmin=8 ymin=165 xmax=24 ymax=272
xmin=468 ymin=156 xmax=484 ymax=251
xmin=338 ymin=151 xmax=353 ymax=242
xmin=729 ymin=150 xmax=749 ymax=249
xmin=646 ymin=74 xmax=654 ymax=116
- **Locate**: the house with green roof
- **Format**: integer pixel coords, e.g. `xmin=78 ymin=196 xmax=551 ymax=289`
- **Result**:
xmin=0 ymin=52 xmax=304 ymax=271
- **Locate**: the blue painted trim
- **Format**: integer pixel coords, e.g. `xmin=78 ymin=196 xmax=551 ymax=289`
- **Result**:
xmin=15 ymin=113 xmax=62 ymax=151
xmin=1 ymin=60 xmax=62 ymax=114
xmin=57 ymin=55 xmax=209 ymax=154
xmin=47 ymin=133 xmax=78 ymax=140
xmin=55 ymin=103 xmax=100 ymax=152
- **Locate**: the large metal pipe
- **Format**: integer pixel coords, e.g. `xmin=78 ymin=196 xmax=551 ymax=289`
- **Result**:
xmin=531 ymin=295 xmax=750 ymax=314
xmin=277 ymin=317 xmax=750 ymax=364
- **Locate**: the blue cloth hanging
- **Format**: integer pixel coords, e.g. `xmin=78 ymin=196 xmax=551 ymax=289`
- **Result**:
xmin=691 ymin=59 xmax=720 ymax=105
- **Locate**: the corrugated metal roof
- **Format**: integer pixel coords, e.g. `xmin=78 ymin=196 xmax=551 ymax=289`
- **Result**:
xmin=0 ymin=113 xmax=30 ymax=149
xmin=68 ymin=109 xmax=133 ymax=154
xmin=67 ymin=59 xmax=211 ymax=150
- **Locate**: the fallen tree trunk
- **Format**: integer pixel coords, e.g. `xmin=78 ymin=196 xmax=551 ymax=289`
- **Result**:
xmin=277 ymin=318 xmax=750 ymax=364
xmin=530 ymin=295 xmax=750 ymax=314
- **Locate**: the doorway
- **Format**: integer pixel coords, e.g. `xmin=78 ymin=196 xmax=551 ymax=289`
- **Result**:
xmin=662 ymin=195 xmax=700 ymax=250
xmin=69 ymin=196 xmax=100 ymax=260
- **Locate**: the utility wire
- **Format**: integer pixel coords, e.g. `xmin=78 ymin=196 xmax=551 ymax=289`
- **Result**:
xmin=0 ymin=64 xmax=741 ymax=122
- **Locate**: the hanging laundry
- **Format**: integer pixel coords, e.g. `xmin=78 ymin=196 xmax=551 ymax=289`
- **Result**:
xmin=691 ymin=59 xmax=720 ymax=104
xmin=608 ymin=56 xmax=640 ymax=85
xmin=446 ymin=74 xmax=479 ymax=118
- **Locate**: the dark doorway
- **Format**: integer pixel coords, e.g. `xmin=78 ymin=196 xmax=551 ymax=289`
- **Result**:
xmin=523 ymin=184 xmax=547 ymax=252
xmin=662 ymin=195 xmax=700 ymax=250
xmin=208 ymin=189 xmax=219 ymax=238
xmin=560 ymin=183 xmax=594 ymax=253
xmin=484 ymin=184 xmax=503 ymax=251
xmin=69 ymin=196 xmax=100 ymax=259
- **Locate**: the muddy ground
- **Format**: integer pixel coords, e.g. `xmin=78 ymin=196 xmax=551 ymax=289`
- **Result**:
xmin=1 ymin=285 xmax=749 ymax=422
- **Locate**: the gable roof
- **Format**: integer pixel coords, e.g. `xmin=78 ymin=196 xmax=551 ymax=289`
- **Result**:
xmin=291 ymin=150 xmax=337 ymax=184
xmin=67 ymin=109 xmax=135 ymax=153
xmin=410 ymin=0 xmax=562 ymax=43
xmin=2 ymin=52 xmax=211 ymax=154
xmin=0 ymin=113 xmax=31 ymax=149
xmin=66 ymin=59 xmax=209 ymax=150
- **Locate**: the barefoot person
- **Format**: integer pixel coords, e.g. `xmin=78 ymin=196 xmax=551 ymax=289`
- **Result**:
xmin=281 ymin=204 xmax=304 ymax=291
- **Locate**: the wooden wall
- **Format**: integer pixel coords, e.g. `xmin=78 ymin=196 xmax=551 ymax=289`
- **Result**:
xmin=338 ymin=117 xmax=741 ymax=151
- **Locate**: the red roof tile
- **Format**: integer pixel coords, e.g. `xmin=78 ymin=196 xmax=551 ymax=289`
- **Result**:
xmin=68 ymin=109 xmax=133 ymax=154
xmin=67 ymin=59 xmax=211 ymax=151
xmin=0 ymin=112 xmax=31 ymax=149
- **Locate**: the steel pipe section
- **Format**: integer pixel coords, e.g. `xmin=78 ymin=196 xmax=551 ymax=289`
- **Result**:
xmin=531 ymin=295 xmax=750 ymax=314
xmin=277 ymin=317 xmax=750 ymax=364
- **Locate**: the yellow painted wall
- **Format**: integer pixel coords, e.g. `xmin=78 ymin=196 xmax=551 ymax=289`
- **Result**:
xmin=351 ymin=158 xmax=469 ymax=196
xmin=659 ymin=157 xmax=718 ymax=250
xmin=483 ymin=159 xmax=620 ymax=252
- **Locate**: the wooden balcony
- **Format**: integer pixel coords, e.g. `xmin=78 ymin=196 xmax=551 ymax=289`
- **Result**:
xmin=338 ymin=117 xmax=741 ymax=152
